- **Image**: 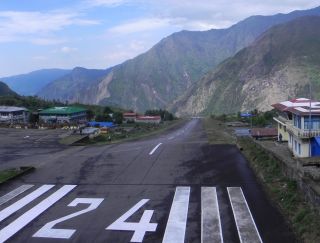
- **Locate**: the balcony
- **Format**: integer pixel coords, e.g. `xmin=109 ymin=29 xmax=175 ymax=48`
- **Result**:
xmin=286 ymin=123 xmax=320 ymax=138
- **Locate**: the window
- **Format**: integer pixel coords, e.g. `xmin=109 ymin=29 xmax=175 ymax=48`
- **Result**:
xmin=284 ymin=126 xmax=286 ymax=132
xmin=293 ymin=115 xmax=301 ymax=128
xmin=298 ymin=143 xmax=301 ymax=155
xmin=279 ymin=124 xmax=282 ymax=129
xmin=294 ymin=140 xmax=297 ymax=153
xmin=304 ymin=116 xmax=320 ymax=130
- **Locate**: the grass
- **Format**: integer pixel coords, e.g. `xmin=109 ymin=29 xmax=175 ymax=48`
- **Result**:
xmin=0 ymin=167 xmax=34 ymax=184
xmin=82 ymin=119 xmax=183 ymax=145
xmin=238 ymin=137 xmax=320 ymax=243
xmin=202 ymin=117 xmax=235 ymax=144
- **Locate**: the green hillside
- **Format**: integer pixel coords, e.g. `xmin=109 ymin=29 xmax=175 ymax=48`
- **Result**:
xmin=173 ymin=16 xmax=320 ymax=116
xmin=0 ymin=81 xmax=18 ymax=96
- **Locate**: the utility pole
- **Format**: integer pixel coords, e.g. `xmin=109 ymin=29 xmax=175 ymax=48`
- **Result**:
xmin=309 ymin=80 xmax=312 ymax=157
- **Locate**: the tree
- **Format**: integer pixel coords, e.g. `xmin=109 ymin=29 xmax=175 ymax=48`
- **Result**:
xmin=113 ymin=112 xmax=123 ymax=124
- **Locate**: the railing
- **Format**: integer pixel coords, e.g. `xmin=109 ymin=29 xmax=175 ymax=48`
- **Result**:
xmin=286 ymin=123 xmax=320 ymax=138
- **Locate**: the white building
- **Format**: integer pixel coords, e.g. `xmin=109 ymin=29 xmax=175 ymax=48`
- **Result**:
xmin=0 ymin=106 xmax=29 ymax=124
xmin=273 ymin=98 xmax=320 ymax=157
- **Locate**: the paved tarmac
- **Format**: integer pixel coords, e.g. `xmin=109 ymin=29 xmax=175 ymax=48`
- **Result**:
xmin=0 ymin=119 xmax=296 ymax=242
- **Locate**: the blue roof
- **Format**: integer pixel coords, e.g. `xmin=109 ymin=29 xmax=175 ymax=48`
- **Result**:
xmin=241 ymin=113 xmax=253 ymax=117
xmin=87 ymin=121 xmax=115 ymax=128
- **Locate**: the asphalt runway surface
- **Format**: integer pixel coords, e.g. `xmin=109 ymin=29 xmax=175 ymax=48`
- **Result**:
xmin=0 ymin=119 xmax=296 ymax=242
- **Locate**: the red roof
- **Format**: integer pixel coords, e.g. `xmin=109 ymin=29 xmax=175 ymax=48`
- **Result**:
xmin=251 ymin=128 xmax=277 ymax=137
xmin=123 ymin=112 xmax=137 ymax=117
xmin=289 ymin=98 xmax=312 ymax=103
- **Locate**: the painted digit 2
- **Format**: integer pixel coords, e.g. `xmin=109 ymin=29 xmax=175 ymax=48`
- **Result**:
xmin=33 ymin=198 xmax=104 ymax=239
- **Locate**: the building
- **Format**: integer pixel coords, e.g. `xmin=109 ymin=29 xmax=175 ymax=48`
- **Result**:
xmin=0 ymin=106 xmax=29 ymax=124
xmin=272 ymin=98 xmax=320 ymax=157
xmin=123 ymin=112 xmax=137 ymax=122
xmin=272 ymin=98 xmax=320 ymax=142
xmin=135 ymin=116 xmax=161 ymax=124
xmin=251 ymin=128 xmax=277 ymax=139
xmin=39 ymin=106 xmax=87 ymax=124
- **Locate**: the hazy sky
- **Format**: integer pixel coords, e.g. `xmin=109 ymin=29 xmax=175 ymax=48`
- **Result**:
xmin=0 ymin=0 xmax=319 ymax=77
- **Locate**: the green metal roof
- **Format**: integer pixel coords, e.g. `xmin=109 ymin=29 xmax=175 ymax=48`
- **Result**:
xmin=39 ymin=106 xmax=87 ymax=115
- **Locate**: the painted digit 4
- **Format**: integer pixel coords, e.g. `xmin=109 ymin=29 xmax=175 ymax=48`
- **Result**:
xmin=33 ymin=198 xmax=104 ymax=239
xmin=106 ymin=199 xmax=157 ymax=242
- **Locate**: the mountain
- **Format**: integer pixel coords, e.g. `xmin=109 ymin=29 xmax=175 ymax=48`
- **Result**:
xmin=37 ymin=67 xmax=111 ymax=104
xmin=38 ymin=6 xmax=320 ymax=112
xmin=0 ymin=81 xmax=18 ymax=96
xmin=172 ymin=16 xmax=320 ymax=116
xmin=1 ymin=69 xmax=70 ymax=96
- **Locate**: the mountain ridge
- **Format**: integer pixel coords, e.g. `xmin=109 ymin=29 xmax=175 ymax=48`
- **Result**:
xmin=33 ymin=6 xmax=320 ymax=112
xmin=171 ymin=16 xmax=320 ymax=116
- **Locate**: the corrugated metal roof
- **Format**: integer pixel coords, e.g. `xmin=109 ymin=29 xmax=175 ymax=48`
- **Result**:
xmin=0 ymin=106 xmax=28 ymax=112
xmin=251 ymin=128 xmax=277 ymax=137
xmin=39 ymin=106 xmax=87 ymax=115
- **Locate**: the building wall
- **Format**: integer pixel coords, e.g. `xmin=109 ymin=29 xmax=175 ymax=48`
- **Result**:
xmin=135 ymin=119 xmax=161 ymax=124
xmin=277 ymin=123 xmax=289 ymax=141
xmin=40 ymin=112 xmax=87 ymax=124
xmin=288 ymin=133 xmax=310 ymax=158
xmin=0 ymin=111 xmax=29 ymax=124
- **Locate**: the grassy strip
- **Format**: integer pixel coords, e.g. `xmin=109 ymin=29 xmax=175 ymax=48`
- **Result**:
xmin=202 ymin=118 xmax=235 ymax=144
xmin=238 ymin=137 xmax=320 ymax=243
xmin=80 ymin=119 xmax=184 ymax=145
xmin=0 ymin=167 xmax=34 ymax=184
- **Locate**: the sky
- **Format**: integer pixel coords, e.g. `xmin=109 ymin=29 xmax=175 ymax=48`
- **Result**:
xmin=0 ymin=0 xmax=319 ymax=77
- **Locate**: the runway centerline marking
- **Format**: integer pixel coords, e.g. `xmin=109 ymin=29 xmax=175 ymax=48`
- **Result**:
xmin=149 ymin=143 xmax=162 ymax=155
xmin=0 ymin=185 xmax=34 ymax=206
xmin=162 ymin=187 xmax=190 ymax=243
xmin=227 ymin=187 xmax=263 ymax=243
xmin=201 ymin=187 xmax=223 ymax=243
xmin=0 ymin=185 xmax=54 ymax=222
xmin=0 ymin=185 xmax=76 ymax=243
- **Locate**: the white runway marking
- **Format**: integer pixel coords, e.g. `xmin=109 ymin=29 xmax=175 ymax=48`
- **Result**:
xmin=0 ymin=185 xmax=34 ymax=206
xmin=227 ymin=187 xmax=263 ymax=243
xmin=149 ymin=143 xmax=162 ymax=155
xmin=201 ymin=187 xmax=223 ymax=243
xmin=162 ymin=187 xmax=190 ymax=243
xmin=106 ymin=199 xmax=157 ymax=242
xmin=0 ymin=185 xmax=76 ymax=243
xmin=0 ymin=185 xmax=54 ymax=222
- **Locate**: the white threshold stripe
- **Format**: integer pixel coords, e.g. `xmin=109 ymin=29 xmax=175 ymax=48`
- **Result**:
xmin=149 ymin=143 xmax=162 ymax=155
xmin=201 ymin=187 xmax=223 ymax=243
xmin=0 ymin=185 xmax=76 ymax=243
xmin=0 ymin=185 xmax=34 ymax=206
xmin=162 ymin=187 xmax=190 ymax=243
xmin=227 ymin=187 xmax=263 ymax=243
xmin=0 ymin=185 xmax=54 ymax=222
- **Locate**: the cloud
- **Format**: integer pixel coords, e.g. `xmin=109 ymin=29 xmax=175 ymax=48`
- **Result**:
xmin=85 ymin=0 xmax=128 ymax=7
xmin=60 ymin=46 xmax=78 ymax=53
xmin=107 ymin=18 xmax=171 ymax=35
xmin=32 ymin=56 xmax=47 ymax=61
xmin=103 ymin=40 xmax=152 ymax=64
xmin=146 ymin=0 xmax=320 ymax=30
xmin=0 ymin=10 xmax=99 ymax=44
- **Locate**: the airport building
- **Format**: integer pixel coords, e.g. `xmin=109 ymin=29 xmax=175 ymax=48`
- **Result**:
xmin=0 ymin=106 xmax=29 ymax=124
xmin=39 ymin=106 xmax=87 ymax=124
xmin=273 ymin=98 xmax=320 ymax=157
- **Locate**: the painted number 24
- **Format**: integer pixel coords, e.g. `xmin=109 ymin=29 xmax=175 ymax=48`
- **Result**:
xmin=33 ymin=198 xmax=157 ymax=242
